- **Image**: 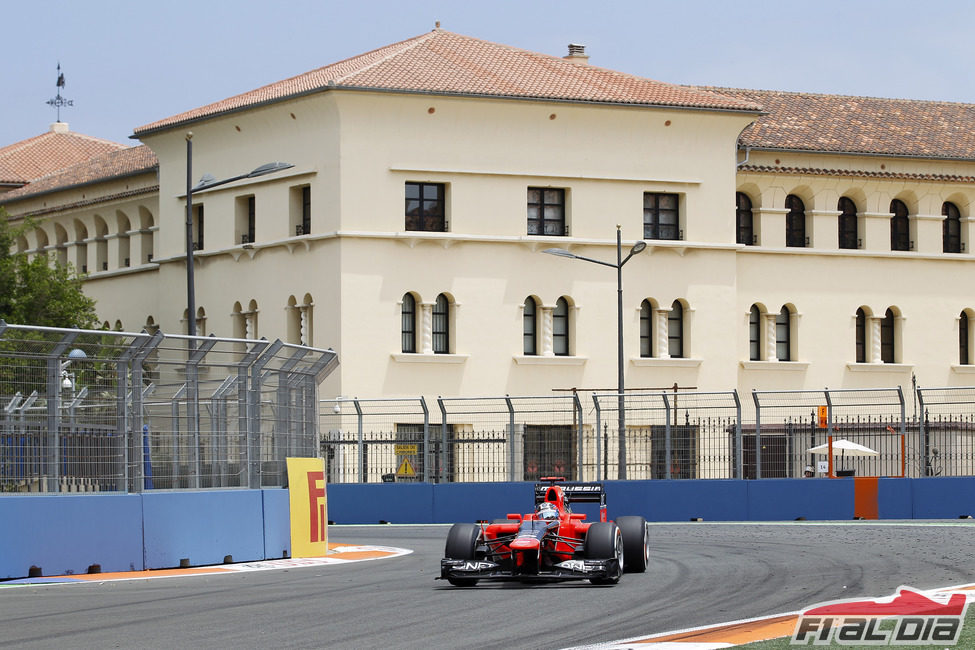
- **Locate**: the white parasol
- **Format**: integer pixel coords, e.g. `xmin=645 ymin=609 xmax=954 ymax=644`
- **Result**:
xmin=807 ymin=439 xmax=878 ymax=474
xmin=806 ymin=439 xmax=879 ymax=456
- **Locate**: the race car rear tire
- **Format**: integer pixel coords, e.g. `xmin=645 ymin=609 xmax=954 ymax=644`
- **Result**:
xmin=616 ymin=516 xmax=649 ymax=573
xmin=584 ymin=522 xmax=623 ymax=585
xmin=445 ymin=523 xmax=481 ymax=587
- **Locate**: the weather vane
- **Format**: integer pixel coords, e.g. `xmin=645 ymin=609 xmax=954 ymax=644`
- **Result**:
xmin=46 ymin=62 xmax=73 ymax=122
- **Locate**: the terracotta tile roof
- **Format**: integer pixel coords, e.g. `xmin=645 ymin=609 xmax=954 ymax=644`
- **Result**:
xmin=134 ymin=30 xmax=761 ymax=136
xmin=0 ymin=145 xmax=157 ymax=203
xmin=0 ymin=127 xmax=127 ymax=186
xmin=739 ymin=164 xmax=975 ymax=184
xmin=707 ymin=88 xmax=975 ymax=160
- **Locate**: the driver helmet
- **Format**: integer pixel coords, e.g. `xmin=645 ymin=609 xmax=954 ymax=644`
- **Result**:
xmin=536 ymin=502 xmax=558 ymax=520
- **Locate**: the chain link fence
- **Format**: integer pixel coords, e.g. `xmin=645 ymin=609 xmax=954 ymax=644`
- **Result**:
xmin=0 ymin=321 xmax=337 ymax=493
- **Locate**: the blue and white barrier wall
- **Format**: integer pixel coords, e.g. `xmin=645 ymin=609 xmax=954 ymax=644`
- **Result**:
xmin=1 ymin=477 xmax=973 ymax=579
xmin=0 ymin=489 xmax=292 ymax=580
xmin=326 ymin=476 xmax=975 ymax=524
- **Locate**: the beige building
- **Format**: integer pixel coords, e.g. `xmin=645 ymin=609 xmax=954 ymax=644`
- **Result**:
xmin=4 ymin=29 xmax=975 ymax=403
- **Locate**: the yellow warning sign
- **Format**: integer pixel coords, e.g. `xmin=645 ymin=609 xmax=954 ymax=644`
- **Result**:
xmin=394 ymin=444 xmax=418 ymax=456
xmin=396 ymin=456 xmax=416 ymax=478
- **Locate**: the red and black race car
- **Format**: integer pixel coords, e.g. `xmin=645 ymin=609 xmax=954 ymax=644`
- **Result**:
xmin=439 ymin=478 xmax=649 ymax=586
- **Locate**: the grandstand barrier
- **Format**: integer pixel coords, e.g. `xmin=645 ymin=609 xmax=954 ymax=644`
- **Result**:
xmin=3 ymin=478 xmax=975 ymax=579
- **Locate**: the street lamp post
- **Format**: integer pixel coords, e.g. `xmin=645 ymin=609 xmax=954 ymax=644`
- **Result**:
xmin=185 ymin=132 xmax=293 ymax=337
xmin=543 ymin=226 xmax=646 ymax=479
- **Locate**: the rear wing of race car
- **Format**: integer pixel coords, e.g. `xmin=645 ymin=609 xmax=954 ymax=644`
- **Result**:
xmin=535 ymin=477 xmax=607 ymax=521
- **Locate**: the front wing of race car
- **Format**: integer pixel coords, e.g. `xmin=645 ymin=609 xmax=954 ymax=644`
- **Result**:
xmin=440 ymin=556 xmax=621 ymax=582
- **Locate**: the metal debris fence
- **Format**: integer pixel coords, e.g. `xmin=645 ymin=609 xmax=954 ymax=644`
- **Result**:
xmin=321 ymin=387 xmax=975 ymax=483
xmin=0 ymin=321 xmax=337 ymax=494
xmin=5 ymin=319 xmax=975 ymax=490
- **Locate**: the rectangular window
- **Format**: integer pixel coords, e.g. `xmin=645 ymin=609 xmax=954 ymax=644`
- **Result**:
xmin=193 ymin=205 xmax=204 ymax=250
xmin=644 ymin=193 xmax=680 ymax=240
xmin=247 ymin=197 xmax=255 ymax=243
xmin=301 ymin=186 xmax=311 ymax=235
xmin=527 ymin=188 xmax=566 ymax=236
xmin=237 ymin=195 xmax=256 ymax=244
xmin=405 ymin=182 xmax=445 ymax=232
xmin=523 ymin=425 xmax=575 ymax=481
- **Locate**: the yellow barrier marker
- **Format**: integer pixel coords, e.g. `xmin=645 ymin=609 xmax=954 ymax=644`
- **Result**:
xmin=286 ymin=457 xmax=328 ymax=558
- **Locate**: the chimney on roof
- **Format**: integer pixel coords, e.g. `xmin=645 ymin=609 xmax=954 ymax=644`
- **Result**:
xmin=50 ymin=122 xmax=69 ymax=134
xmin=564 ymin=43 xmax=589 ymax=64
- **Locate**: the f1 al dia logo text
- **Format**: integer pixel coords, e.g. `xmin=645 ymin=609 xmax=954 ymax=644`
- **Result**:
xmin=791 ymin=586 xmax=970 ymax=646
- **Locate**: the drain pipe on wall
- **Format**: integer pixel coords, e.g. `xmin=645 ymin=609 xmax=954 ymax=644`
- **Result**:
xmin=736 ymin=145 xmax=751 ymax=167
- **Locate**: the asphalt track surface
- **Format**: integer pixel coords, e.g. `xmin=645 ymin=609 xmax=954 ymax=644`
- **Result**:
xmin=2 ymin=521 xmax=975 ymax=649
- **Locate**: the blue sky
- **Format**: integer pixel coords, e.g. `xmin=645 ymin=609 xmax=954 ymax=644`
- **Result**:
xmin=4 ymin=0 xmax=974 ymax=146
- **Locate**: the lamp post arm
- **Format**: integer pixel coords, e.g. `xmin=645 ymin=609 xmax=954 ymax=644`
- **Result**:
xmin=558 ymin=253 xmax=619 ymax=269
xmin=191 ymin=172 xmax=248 ymax=193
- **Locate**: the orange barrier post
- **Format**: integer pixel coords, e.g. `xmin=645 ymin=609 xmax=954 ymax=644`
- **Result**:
xmin=827 ymin=435 xmax=834 ymax=478
xmin=854 ymin=477 xmax=880 ymax=519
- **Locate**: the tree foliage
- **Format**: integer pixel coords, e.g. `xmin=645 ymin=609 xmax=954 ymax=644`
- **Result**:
xmin=0 ymin=207 xmax=98 ymax=328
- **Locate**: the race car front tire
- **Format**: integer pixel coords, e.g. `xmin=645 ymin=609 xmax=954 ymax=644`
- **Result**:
xmin=584 ymin=522 xmax=623 ymax=585
xmin=444 ymin=523 xmax=481 ymax=587
xmin=616 ymin=515 xmax=649 ymax=573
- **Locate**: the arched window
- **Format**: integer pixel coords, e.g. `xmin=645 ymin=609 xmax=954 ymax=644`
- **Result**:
xmin=736 ymin=192 xmax=754 ymax=245
xmin=55 ymin=224 xmax=68 ymax=266
xmin=232 ymin=302 xmax=246 ymax=339
xmin=195 ymin=307 xmax=207 ymax=337
xmin=93 ymin=215 xmax=108 ymax=271
xmin=401 ymin=293 xmax=416 ymax=353
xmin=960 ymin=311 xmax=970 ymax=365
xmin=73 ymin=220 xmax=88 ymax=272
xmin=523 ymin=297 xmax=537 ymax=355
xmin=855 ymin=308 xmax=866 ymax=363
xmin=668 ymin=301 xmax=684 ymax=358
xmin=890 ymin=200 xmax=910 ymax=251
xmin=433 ymin=293 xmax=450 ymax=354
xmin=116 ymin=211 xmax=131 ymax=268
xmin=300 ymin=294 xmax=313 ymax=345
xmin=640 ymin=299 xmax=653 ymax=358
xmin=881 ymin=308 xmax=895 ymax=363
xmin=286 ymin=296 xmax=300 ymax=343
xmin=553 ymin=297 xmax=569 ymax=356
xmin=838 ymin=197 xmax=858 ymax=250
xmin=246 ymin=299 xmax=259 ymax=340
xmin=749 ymin=304 xmax=761 ymax=361
xmin=785 ymin=195 xmax=806 ymax=248
xmin=943 ymin=202 xmax=962 ymax=253
xmin=776 ymin=306 xmax=791 ymax=361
